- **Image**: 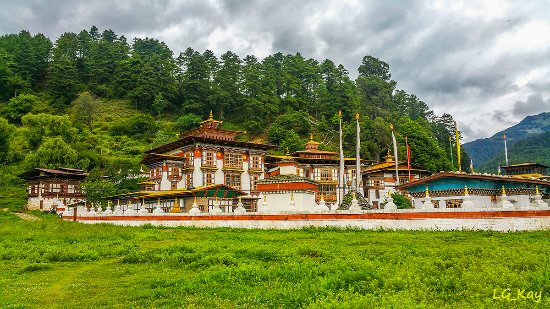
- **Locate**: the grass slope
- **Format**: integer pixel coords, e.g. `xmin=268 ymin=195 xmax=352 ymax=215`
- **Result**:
xmin=1 ymin=211 xmax=550 ymax=308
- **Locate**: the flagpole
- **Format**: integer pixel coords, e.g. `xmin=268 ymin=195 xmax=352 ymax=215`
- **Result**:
xmin=406 ymin=136 xmax=411 ymax=182
xmin=390 ymin=124 xmax=400 ymax=185
xmin=503 ymin=133 xmax=509 ymax=166
xmin=355 ymin=113 xmax=361 ymax=193
xmin=449 ymin=136 xmax=454 ymax=171
xmin=338 ymin=111 xmax=345 ymax=206
xmin=455 ymin=121 xmax=461 ymax=172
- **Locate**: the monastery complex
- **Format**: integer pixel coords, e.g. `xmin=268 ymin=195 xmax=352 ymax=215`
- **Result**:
xmin=19 ymin=113 xmax=550 ymax=231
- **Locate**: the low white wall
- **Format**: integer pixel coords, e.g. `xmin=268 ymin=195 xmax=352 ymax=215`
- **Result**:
xmin=263 ymin=191 xmax=317 ymax=212
xmin=77 ymin=216 xmax=550 ymax=232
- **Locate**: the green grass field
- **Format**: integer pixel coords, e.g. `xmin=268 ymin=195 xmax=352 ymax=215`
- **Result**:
xmin=1 ymin=211 xmax=549 ymax=308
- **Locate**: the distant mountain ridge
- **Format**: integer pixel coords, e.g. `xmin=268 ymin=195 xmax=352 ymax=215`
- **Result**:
xmin=463 ymin=112 xmax=550 ymax=171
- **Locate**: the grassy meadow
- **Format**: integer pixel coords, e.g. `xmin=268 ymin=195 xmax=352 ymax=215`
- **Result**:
xmin=1 ymin=211 xmax=550 ymax=308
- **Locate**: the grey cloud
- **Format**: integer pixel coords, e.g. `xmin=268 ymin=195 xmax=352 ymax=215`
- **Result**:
xmin=513 ymin=94 xmax=550 ymax=117
xmin=1 ymin=0 xmax=549 ymax=141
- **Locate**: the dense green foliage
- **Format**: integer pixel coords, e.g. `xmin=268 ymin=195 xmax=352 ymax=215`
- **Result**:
xmin=464 ymin=112 xmax=550 ymax=172
xmin=0 ymin=27 xmax=472 ymax=209
xmin=0 ymin=212 xmax=549 ymax=308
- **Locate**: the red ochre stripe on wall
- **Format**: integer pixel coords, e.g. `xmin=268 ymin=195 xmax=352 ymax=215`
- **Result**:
xmin=68 ymin=210 xmax=550 ymax=222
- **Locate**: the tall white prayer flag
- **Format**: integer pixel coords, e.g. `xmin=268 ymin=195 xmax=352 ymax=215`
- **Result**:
xmin=355 ymin=113 xmax=361 ymax=191
xmin=390 ymin=124 xmax=400 ymax=185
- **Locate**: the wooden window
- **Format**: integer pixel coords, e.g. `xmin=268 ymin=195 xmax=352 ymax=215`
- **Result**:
xmin=205 ymin=173 xmax=214 ymax=185
xmin=250 ymin=174 xmax=260 ymax=190
xmin=51 ymin=183 xmax=61 ymax=193
xmin=203 ymin=151 xmax=215 ymax=167
xmin=250 ymin=155 xmax=261 ymax=170
xmin=67 ymin=184 xmax=75 ymax=194
xmin=318 ymin=184 xmax=336 ymax=201
xmin=224 ymin=153 xmax=243 ymax=169
xmin=170 ymin=166 xmax=180 ymax=176
xmin=225 ymin=173 xmax=241 ymax=189
xmin=186 ymin=173 xmax=193 ymax=188
xmin=171 ymin=182 xmax=178 ymax=190
xmin=185 ymin=151 xmax=194 ymax=167
xmin=320 ymin=169 xmax=333 ymax=181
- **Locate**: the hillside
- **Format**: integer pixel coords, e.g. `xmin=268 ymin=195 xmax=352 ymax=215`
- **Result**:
xmin=479 ymin=130 xmax=550 ymax=172
xmin=463 ymin=112 xmax=550 ymax=170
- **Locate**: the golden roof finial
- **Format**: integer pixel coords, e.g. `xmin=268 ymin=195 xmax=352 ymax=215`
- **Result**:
xmin=390 ymin=123 xmax=394 ymax=131
xmin=309 ymin=133 xmax=314 ymax=141
xmin=355 ymin=113 xmax=359 ymax=120
xmin=464 ymin=185 xmax=469 ymax=196
xmin=238 ymin=196 xmax=242 ymax=203
xmin=193 ymin=196 xmax=197 ymax=204
xmin=536 ymin=186 xmax=540 ymax=195
xmin=425 ymin=186 xmax=430 ymax=198
xmin=208 ymin=110 xmax=214 ymax=120
xmin=501 ymin=186 xmax=506 ymax=196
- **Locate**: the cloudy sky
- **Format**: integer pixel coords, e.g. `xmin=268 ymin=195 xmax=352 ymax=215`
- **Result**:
xmin=1 ymin=0 xmax=549 ymax=141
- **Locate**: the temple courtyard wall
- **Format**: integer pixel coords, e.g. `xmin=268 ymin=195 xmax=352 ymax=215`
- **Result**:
xmin=67 ymin=209 xmax=550 ymax=232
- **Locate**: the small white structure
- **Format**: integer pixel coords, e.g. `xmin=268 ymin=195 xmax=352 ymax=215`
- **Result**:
xmin=461 ymin=186 xmax=475 ymax=210
xmin=384 ymin=191 xmax=397 ymax=210
xmin=189 ymin=197 xmax=201 ymax=214
xmin=257 ymin=175 xmax=319 ymax=213
xmin=531 ymin=187 xmax=549 ymax=209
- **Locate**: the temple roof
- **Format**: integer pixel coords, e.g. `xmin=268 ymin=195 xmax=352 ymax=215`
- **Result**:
xmin=145 ymin=136 xmax=276 ymax=157
xmin=396 ymin=172 xmax=550 ymax=192
xmin=19 ymin=167 xmax=88 ymax=180
xmin=502 ymin=163 xmax=549 ymax=169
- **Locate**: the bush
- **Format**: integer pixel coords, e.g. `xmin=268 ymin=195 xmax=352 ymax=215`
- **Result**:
xmin=110 ymin=114 xmax=158 ymax=138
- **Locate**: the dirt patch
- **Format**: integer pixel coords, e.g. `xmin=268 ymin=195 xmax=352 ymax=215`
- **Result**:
xmin=14 ymin=213 xmax=42 ymax=221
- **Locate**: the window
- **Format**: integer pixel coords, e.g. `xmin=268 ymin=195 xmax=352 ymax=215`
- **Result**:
xmin=51 ymin=183 xmax=61 ymax=193
xmin=250 ymin=155 xmax=261 ymax=170
xmin=67 ymin=184 xmax=75 ymax=194
xmin=225 ymin=173 xmax=241 ymax=189
xmin=320 ymin=169 xmax=333 ymax=181
xmin=318 ymin=184 xmax=336 ymax=201
xmin=171 ymin=181 xmax=178 ymax=190
xmin=170 ymin=166 xmax=180 ymax=176
xmin=205 ymin=173 xmax=214 ymax=185
xmin=203 ymin=151 xmax=215 ymax=167
xmin=224 ymin=153 xmax=243 ymax=169
xmin=250 ymin=174 xmax=260 ymax=191
xmin=186 ymin=173 xmax=193 ymax=188
xmin=185 ymin=151 xmax=194 ymax=167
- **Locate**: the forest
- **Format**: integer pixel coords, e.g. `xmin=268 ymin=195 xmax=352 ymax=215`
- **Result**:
xmin=0 ymin=27 xmax=471 ymax=208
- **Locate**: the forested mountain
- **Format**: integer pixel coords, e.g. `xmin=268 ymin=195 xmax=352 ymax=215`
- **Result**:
xmin=463 ymin=112 xmax=550 ymax=171
xmin=0 ymin=27 xmax=470 ymax=208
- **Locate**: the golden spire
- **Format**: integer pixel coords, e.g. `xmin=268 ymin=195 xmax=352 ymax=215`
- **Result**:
xmin=208 ymin=110 xmax=214 ymax=120
xmin=425 ymin=186 xmax=430 ymax=198
xmin=536 ymin=186 xmax=540 ymax=195
xmin=309 ymin=133 xmax=314 ymax=141
xmin=464 ymin=185 xmax=469 ymax=196
xmin=390 ymin=123 xmax=394 ymax=131
xmin=501 ymin=186 xmax=506 ymax=196
xmin=355 ymin=113 xmax=359 ymax=120
xmin=194 ymin=196 xmax=197 ymax=204
xmin=238 ymin=196 xmax=242 ymax=203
